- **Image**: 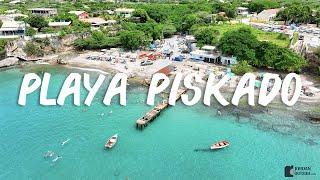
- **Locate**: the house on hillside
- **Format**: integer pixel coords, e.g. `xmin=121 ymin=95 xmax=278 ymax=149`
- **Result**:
xmin=0 ymin=13 xmax=27 ymax=21
xmin=48 ymin=21 xmax=71 ymax=29
xmin=236 ymin=7 xmax=249 ymax=16
xmin=68 ymin=11 xmax=89 ymax=19
xmin=5 ymin=9 xmax=19 ymax=14
xmin=106 ymin=10 xmax=114 ymax=15
xmin=6 ymin=13 xmax=28 ymax=20
xmin=80 ymin=17 xmax=108 ymax=27
xmin=28 ymin=8 xmax=57 ymax=17
xmin=115 ymin=8 xmax=135 ymax=18
xmin=9 ymin=0 xmax=24 ymax=4
xmin=253 ymin=9 xmax=281 ymax=22
xmin=0 ymin=21 xmax=25 ymax=39
xmin=106 ymin=20 xmax=117 ymax=26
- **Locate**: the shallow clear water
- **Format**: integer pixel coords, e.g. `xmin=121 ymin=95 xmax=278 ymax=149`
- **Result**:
xmin=0 ymin=65 xmax=319 ymax=179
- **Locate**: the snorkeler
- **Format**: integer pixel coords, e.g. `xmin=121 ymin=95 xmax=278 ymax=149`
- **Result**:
xmin=52 ymin=155 xmax=62 ymax=162
xmin=61 ymin=138 xmax=70 ymax=146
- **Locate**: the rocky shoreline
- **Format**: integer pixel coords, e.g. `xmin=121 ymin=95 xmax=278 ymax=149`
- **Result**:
xmin=0 ymin=57 xmax=19 ymax=68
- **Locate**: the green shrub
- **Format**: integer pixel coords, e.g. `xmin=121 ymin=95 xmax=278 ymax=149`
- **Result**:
xmin=277 ymin=33 xmax=288 ymax=40
xmin=119 ymin=30 xmax=147 ymax=50
xmin=232 ymin=61 xmax=253 ymax=75
xmin=74 ymin=31 xmax=121 ymax=50
xmin=23 ymin=42 xmax=44 ymax=57
xmin=315 ymin=47 xmax=320 ymax=58
xmin=25 ymin=27 xmax=36 ymax=37
xmin=0 ymin=40 xmax=7 ymax=58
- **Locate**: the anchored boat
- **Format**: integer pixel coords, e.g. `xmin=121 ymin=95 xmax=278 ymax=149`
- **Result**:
xmin=210 ymin=140 xmax=230 ymax=150
xmin=105 ymin=134 xmax=118 ymax=149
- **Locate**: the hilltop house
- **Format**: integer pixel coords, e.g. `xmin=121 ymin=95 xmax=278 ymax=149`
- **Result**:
xmin=9 ymin=0 xmax=24 ymax=4
xmin=29 ymin=8 xmax=57 ymax=17
xmin=68 ymin=11 xmax=89 ymax=19
xmin=80 ymin=17 xmax=108 ymax=27
xmin=0 ymin=20 xmax=25 ymax=39
xmin=0 ymin=12 xmax=28 ymax=21
xmin=48 ymin=21 xmax=71 ymax=29
xmin=236 ymin=7 xmax=249 ymax=16
xmin=5 ymin=9 xmax=19 ymax=14
xmin=106 ymin=10 xmax=114 ymax=15
xmin=106 ymin=20 xmax=117 ymax=26
xmin=0 ymin=9 xmax=27 ymax=21
xmin=115 ymin=8 xmax=135 ymax=18
xmin=253 ymin=9 xmax=281 ymax=22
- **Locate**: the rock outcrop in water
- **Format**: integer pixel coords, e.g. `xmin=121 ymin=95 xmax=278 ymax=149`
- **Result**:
xmin=309 ymin=116 xmax=320 ymax=124
xmin=57 ymin=58 xmax=67 ymax=65
xmin=0 ymin=57 xmax=19 ymax=68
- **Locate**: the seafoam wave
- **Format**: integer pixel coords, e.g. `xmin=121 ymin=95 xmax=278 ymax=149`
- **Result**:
xmin=70 ymin=67 xmax=109 ymax=75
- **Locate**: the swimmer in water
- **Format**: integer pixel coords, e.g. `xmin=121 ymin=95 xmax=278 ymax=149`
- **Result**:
xmin=109 ymin=110 xmax=113 ymax=115
xmin=52 ymin=155 xmax=62 ymax=162
xmin=61 ymin=138 xmax=70 ymax=146
xmin=44 ymin=151 xmax=55 ymax=158
xmin=100 ymin=112 xmax=105 ymax=117
xmin=217 ymin=110 xmax=222 ymax=116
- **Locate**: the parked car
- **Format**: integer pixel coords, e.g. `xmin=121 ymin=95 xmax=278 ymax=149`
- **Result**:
xmin=172 ymin=55 xmax=185 ymax=62
xmin=140 ymin=60 xmax=153 ymax=66
xmin=299 ymin=35 xmax=304 ymax=40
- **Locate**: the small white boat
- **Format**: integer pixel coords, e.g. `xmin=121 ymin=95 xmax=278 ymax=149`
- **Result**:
xmin=210 ymin=140 xmax=230 ymax=150
xmin=105 ymin=134 xmax=118 ymax=149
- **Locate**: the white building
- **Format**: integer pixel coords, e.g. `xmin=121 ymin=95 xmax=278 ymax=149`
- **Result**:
xmin=68 ymin=11 xmax=89 ymax=19
xmin=7 ymin=13 xmax=28 ymax=20
xmin=5 ymin=9 xmax=19 ymax=14
xmin=220 ymin=56 xmax=237 ymax=65
xmin=9 ymin=0 xmax=24 ymax=4
xmin=106 ymin=10 xmax=114 ymax=15
xmin=237 ymin=7 xmax=249 ymax=16
xmin=106 ymin=20 xmax=117 ymax=26
xmin=29 ymin=8 xmax=57 ymax=17
xmin=190 ymin=45 xmax=221 ymax=63
xmin=115 ymin=8 xmax=135 ymax=18
xmin=254 ymin=9 xmax=281 ymax=22
xmin=48 ymin=21 xmax=71 ymax=28
xmin=80 ymin=17 xmax=108 ymax=27
xmin=190 ymin=45 xmax=238 ymax=65
xmin=185 ymin=35 xmax=196 ymax=43
xmin=0 ymin=21 xmax=25 ymax=39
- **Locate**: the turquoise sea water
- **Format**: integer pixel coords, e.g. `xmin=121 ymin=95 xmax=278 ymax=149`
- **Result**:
xmin=0 ymin=65 xmax=319 ymax=179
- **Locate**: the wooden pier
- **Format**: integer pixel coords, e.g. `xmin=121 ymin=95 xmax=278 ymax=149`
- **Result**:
xmin=136 ymin=88 xmax=187 ymax=129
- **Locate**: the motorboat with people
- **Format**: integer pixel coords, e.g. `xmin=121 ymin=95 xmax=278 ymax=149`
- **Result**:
xmin=105 ymin=134 xmax=118 ymax=149
xmin=210 ymin=140 xmax=230 ymax=150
